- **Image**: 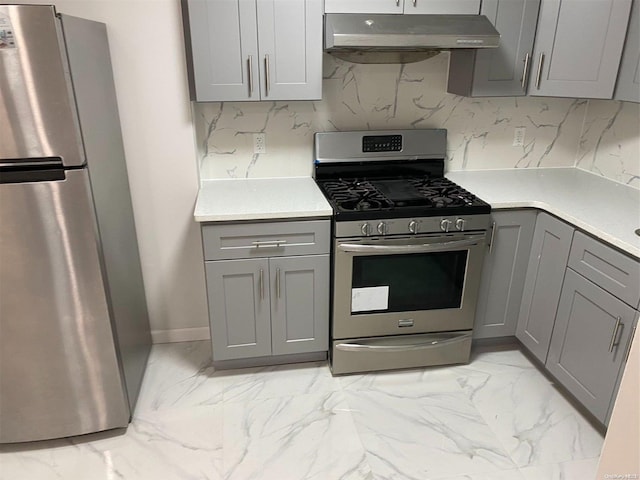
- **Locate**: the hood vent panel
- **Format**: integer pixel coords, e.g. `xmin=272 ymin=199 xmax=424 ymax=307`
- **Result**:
xmin=325 ymin=14 xmax=500 ymax=63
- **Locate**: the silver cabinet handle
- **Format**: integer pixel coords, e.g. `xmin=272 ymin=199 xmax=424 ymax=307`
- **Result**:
xmin=396 ymin=0 xmax=400 ymax=6
xmin=338 ymin=235 xmax=485 ymax=254
xmin=535 ymin=52 xmax=544 ymax=90
xmin=488 ymin=221 xmax=497 ymax=255
xmin=521 ymin=52 xmax=530 ymax=91
xmin=336 ymin=332 xmax=471 ymax=353
xmin=624 ymin=325 xmax=637 ymax=362
xmin=264 ymin=54 xmax=270 ymax=97
xmin=259 ymin=268 xmax=264 ymax=300
xmin=252 ymin=240 xmax=286 ymax=248
xmin=609 ymin=316 xmax=622 ymax=352
xmin=248 ymin=55 xmax=254 ymax=97
xmin=276 ymin=268 xmax=281 ymax=299
xmin=413 ymin=0 xmax=417 ymax=6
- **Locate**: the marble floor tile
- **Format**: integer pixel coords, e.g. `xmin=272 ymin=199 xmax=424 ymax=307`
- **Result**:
xmin=458 ymin=369 xmax=604 ymax=467
xmin=0 ymin=406 xmax=224 ymax=480
xmin=343 ymin=378 xmax=516 ymax=480
xmin=135 ymin=340 xmax=225 ymax=413
xmin=135 ymin=341 xmax=341 ymax=413
xmin=519 ymin=457 xmax=600 ymax=480
xmin=432 ymin=468 xmax=527 ymax=480
xmin=222 ymin=390 xmax=372 ymax=480
xmin=0 ymin=342 xmax=606 ymax=480
xmin=218 ymin=360 xmax=342 ymax=404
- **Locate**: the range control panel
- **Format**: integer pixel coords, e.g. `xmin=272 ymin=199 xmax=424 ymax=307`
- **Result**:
xmin=362 ymin=135 xmax=402 ymax=153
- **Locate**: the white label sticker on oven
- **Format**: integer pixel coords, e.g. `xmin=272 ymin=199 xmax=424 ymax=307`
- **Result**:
xmin=351 ymin=286 xmax=389 ymax=313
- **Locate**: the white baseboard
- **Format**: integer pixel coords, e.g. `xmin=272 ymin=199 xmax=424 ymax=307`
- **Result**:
xmin=151 ymin=326 xmax=211 ymax=344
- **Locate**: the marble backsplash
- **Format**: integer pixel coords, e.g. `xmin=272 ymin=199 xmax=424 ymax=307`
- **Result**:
xmin=195 ymin=53 xmax=639 ymax=187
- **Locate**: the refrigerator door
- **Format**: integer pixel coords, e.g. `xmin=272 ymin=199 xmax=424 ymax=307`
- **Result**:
xmin=0 ymin=5 xmax=85 ymax=166
xmin=0 ymin=168 xmax=130 ymax=443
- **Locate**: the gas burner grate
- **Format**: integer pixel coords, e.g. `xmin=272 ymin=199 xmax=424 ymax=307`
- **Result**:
xmin=407 ymin=177 xmax=478 ymax=208
xmin=318 ymin=179 xmax=393 ymax=212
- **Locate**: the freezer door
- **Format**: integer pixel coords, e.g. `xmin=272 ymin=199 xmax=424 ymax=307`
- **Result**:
xmin=0 ymin=5 xmax=85 ymax=166
xmin=0 ymin=169 xmax=129 ymax=443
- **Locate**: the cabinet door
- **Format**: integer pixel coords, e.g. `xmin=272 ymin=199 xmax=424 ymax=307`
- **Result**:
xmin=547 ymin=269 xmax=636 ymax=423
xmin=256 ymin=0 xmax=323 ymax=100
xmin=406 ymin=0 xmax=480 ymax=14
xmin=324 ymin=0 xmax=403 ymax=14
xmin=615 ymin=0 xmax=640 ymax=103
xmin=516 ymin=212 xmax=574 ymax=362
xmin=474 ymin=210 xmax=536 ymax=339
xmin=206 ymin=258 xmax=271 ymax=361
xmin=530 ymin=0 xmax=632 ymax=98
xmin=270 ymin=255 xmax=330 ymax=355
xmin=448 ymin=0 xmax=540 ymax=97
xmin=183 ymin=0 xmax=259 ymax=101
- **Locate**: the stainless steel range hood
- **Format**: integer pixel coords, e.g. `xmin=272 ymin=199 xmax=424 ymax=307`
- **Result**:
xmin=325 ymin=14 xmax=500 ymax=64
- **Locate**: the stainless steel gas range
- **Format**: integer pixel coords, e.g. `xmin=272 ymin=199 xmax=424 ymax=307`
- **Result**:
xmin=313 ymin=129 xmax=492 ymax=375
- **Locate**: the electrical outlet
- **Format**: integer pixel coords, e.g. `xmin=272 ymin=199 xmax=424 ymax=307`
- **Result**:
xmin=513 ymin=127 xmax=526 ymax=147
xmin=253 ymin=133 xmax=266 ymax=154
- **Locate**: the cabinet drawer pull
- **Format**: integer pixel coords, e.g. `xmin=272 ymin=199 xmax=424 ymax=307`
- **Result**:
xmin=488 ymin=221 xmax=497 ymax=255
xmin=264 ymin=54 xmax=270 ymax=97
xmin=535 ymin=53 xmax=544 ymax=90
xmin=413 ymin=0 xmax=417 ymax=6
xmin=276 ymin=268 xmax=281 ymax=298
xmin=521 ymin=52 xmax=530 ymax=91
xmin=609 ymin=316 xmax=622 ymax=353
xmin=259 ymin=268 xmax=264 ymax=300
xmin=252 ymin=240 xmax=286 ymax=248
xmin=396 ymin=0 xmax=399 ymax=6
xmin=247 ymin=55 xmax=254 ymax=97
xmin=624 ymin=325 xmax=636 ymax=362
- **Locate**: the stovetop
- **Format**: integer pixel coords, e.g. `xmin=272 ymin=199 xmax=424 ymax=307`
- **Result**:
xmin=316 ymin=175 xmax=491 ymax=221
xmin=313 ymin=129 xmax=491 ymax=222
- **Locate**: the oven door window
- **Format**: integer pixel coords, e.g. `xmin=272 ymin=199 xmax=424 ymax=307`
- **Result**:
xmin=351 ymin=251 xmax=467 ymax=313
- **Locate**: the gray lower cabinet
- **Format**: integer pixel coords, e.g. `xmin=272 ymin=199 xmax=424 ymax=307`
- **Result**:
xmin=546 ymin=268 xmax=637 ymax=424
xmin=206 ymin=258 xmax=271 ymax=360
xmin=447 ymin=0 xmax=541 ymax=97
xmin=269 ymin=255 xmax=329 ymax=355
xmin=529 ymin=0 xmax=632 ymax=98
xmin=474 ymin=210 xmax=536 ymax=338
xmin=202 ymin=219 xmax=331 ymax=363
xmin=615 ymin=0 xmax=639 ymax=102
xmin=206 ymin=255 xmax=329 ymax=361
xmin=516 ymin=212 xmax=574 ymax=362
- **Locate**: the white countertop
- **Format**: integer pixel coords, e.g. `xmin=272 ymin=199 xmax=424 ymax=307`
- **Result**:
xmin=194 ymin=177 xmax=332 ymax=222
xmin=447 ymin=168 xmax=640 ymax=259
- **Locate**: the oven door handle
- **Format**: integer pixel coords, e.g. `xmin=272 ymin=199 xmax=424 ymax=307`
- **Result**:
xmin=337 ymin=235 xmax=485 ymax=254
xmin=335 ymin=332 xmax=472 ymax=352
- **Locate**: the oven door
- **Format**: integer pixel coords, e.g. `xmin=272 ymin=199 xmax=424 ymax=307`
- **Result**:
xmin=332 ymin=232 xmax=486 ymax=339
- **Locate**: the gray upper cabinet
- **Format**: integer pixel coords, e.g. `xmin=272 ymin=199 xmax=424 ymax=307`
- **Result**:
xmin=182 ymin=0 xmax=322 ymax=102
xmin=529 ymin=0 xmax=633 ymax=99
xmin=448 ymin=0 xmax=541 ymax=97
xmin=615 ymin=0 xmax=640 ymax=102
xmin=546 ymin=268 xmax=637 ymax=424
xmin=324 ymin=0 xmax=480 ymax=14
xmin=474 ymin=210 xmax=536 ymax=339
xmin=516 ymin=212 xmax=574 ymax=362
xmin=270 ymin=255 xmax=329 ymax=355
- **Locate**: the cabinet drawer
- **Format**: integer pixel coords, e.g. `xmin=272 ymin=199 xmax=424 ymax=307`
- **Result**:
xmin=568 ymin=231 xmax=640 ymax=308
xmin=202 ymin=220 xmax=330 ymax=260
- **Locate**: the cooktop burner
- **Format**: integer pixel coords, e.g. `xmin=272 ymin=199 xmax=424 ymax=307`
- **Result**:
xmin=316 ymin=176 xmax=488 ymax=219
xmin=313 ymin=129 xmax=491 ymax=222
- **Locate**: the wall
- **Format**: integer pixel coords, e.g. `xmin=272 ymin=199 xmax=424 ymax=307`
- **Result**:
xmin=27 ymin=0 xmax=210 ymax=342
xmin=196 ymin=54 xmax=640 ymax=188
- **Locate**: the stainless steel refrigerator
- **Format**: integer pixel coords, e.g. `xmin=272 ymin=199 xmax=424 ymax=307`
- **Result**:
xmin=0 ymin=5 xmax=151 ymax=443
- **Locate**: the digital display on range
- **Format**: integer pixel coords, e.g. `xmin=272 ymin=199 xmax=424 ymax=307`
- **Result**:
xmin=362 ymin=135 xmax=402 ymax=153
